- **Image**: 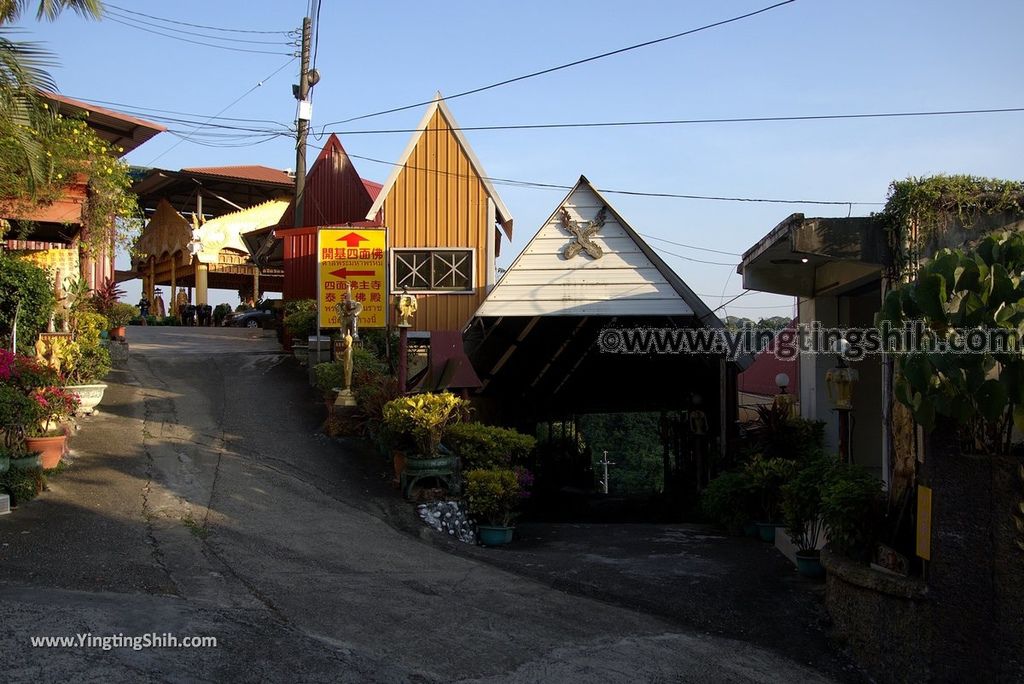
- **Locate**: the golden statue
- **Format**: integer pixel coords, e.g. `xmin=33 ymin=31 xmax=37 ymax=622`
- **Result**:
xmin=394 ymin=287 xmax=417 ymax=328
xmin=336 ymin=282 xmax=363 ymax=340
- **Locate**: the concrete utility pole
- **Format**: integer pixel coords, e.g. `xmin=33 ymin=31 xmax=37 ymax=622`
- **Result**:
xmin=294 ymin=15 xmax=312 ymax=228
xmin=599 ymin=451 xmax=616 ymax=495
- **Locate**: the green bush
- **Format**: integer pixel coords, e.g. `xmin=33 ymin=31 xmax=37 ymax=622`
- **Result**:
xmin=382 ymin=392 xmax=469 ymax=457
xmin=466 ymin=467 xmax=521 ymax=526
xmin=0 ymin=462 xmax=43 ymax=505
xmin=105 ymin=302 xmax=137 ymax=328
xmin=821 ymin=463 xmax=882 ymax=560
xmin=284 ymin=299 xmax=318 ymax=338
xmin=781 ymin=457 xmax=831 ymax=551
xmin=700 ymin=470 xmax=756 ymax=533
xmin=0 ymin=252 xmax=55 ymax=352
xmin=445 ymin=422 xmax=536 ymax=470
xmin=745 ymin=456 xmax=798 ymax=523
xmin=62 ymin=312 xmax=111 ymax=385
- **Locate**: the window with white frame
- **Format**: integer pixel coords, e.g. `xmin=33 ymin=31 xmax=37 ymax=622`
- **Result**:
xmin=393 ymin=249 xmax=474 ymax=292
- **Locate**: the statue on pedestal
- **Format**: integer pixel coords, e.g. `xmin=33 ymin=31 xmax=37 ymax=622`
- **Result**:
xmin=395 ymin=287 xmax=417 ymax=328
xmin=334 ymin=283 xmax=362 ymax=407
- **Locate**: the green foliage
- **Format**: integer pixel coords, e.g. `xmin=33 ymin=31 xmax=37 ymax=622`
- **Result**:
xmin=882 ymin=175 xmax=1024 ymax=277
xmin=104 ymin=302 xmax=136 ymax=328
xmin=313 ymin=361 xmax=346 ymax=396
xmin=700 ymin=470 xmax=755 ymax=533
xmin=445 ymin=422 xmax=536 ymax=470
xmin=0 ymin=383 xmax=35 ymax=449
xmin=879 ymin=231 xmax=1024 ymax=455
xmin=284 ymin=299 xmax=318 ymax=338
xmin=578 ymin=412 xmax=664 ymax=495
xmin=752 ymin=405 xmax=825 ymax=463
xmin=781 ymin=457 xmax=831 ymax=551
xmin=0 ymin=461 xmax=43 ymax=505
xmin=0 ymin=251 xmax=54 ymax=351
xmin=465 ymin=467 xmax=521 ymax=526
xmin=61 ymin=311 xmax=109 ymax=385
xmin=381 ymin=392 xmax=469 ymax=458
xmin=745 ymin=456 xmax=798 ymax=522
xmin=820 ymin=463 xmax=882 ymax=560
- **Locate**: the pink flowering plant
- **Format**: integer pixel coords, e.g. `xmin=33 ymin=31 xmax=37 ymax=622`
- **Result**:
xmin=27 ymin=386 xmax=80 ymax=436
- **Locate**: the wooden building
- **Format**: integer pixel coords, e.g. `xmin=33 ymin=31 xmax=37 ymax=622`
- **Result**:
xmin=365 ymin=94 xmax=514 ymax=331
xmin=465 ymin=176 xmax=740 ymax=450
xmin=2 ymin=93 xmax=164 ymax=289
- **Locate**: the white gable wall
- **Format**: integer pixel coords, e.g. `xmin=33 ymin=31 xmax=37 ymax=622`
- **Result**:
xmin=476 ymin=184 xmax=694 ymax=317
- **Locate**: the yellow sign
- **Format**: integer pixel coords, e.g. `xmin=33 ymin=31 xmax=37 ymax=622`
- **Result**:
xmin=317 ymin=228 xmax=386 ymax=329
xmin=916 ymin=485 xmax=933 ymax=561
xmin=19 ymin=248 xmax=80 ymax=283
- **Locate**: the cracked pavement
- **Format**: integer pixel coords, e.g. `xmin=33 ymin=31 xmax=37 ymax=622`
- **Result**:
xmin=0 ymin=327 xmax=847 ymax=682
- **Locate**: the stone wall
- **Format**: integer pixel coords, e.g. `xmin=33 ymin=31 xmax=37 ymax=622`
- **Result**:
xmin=821 ymin=550 xmax=930 ymax=683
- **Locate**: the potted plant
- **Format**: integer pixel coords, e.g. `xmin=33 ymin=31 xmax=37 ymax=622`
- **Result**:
xmin=25 ymin=385 xmax=79 ymax=469
xmin=745 ymin=456 xmax=797 ymax=542
xmin=105 ymin=302 xmax=137 ymax=341
xmin=781 ymin=457 xmax=831 ymax=577
xmin=60 ymin=312 xmax=111 ymax=414
xmin=382 ymin=392 xmax=468 ymax=496
xmin=466 ymin=467 xmax=529 ymax=546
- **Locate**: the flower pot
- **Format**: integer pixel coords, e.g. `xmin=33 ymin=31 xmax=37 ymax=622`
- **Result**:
xmin=109 ymin=326 xmax=126 ymax=342
xmin=25 ymin=434 xmax=67 ymax=470
xmin=65 ymin=383 xmax=106 ymax=415
xmin=392 ymin=451 xmax=407 ymax=485
xmin=477 ymin=525 xmax=514 ymax=546
xmin=795 ymin=549 xmax=825 ymax=578
xmin=756 ymin=521 xmax=779 ymax=543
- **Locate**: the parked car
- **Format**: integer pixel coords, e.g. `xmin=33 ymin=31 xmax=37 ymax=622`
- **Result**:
xmin=223 ymin=300 xmax=283 ymax=328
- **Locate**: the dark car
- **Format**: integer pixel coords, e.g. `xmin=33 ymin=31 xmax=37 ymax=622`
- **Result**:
xmin=223 ymin=300 xmax=283 ymax=328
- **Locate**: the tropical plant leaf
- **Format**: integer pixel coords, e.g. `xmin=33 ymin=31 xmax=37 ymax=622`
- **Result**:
xmin=976 ymin=379 xmax=1008 ymax=421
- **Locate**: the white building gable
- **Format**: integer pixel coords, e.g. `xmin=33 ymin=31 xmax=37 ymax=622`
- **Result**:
xmin=475 ymin=177 xmax=709 ymax=318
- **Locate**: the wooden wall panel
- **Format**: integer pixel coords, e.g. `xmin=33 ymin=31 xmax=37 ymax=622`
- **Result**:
xmin=382 ymin=109 xmax=493 ymax=332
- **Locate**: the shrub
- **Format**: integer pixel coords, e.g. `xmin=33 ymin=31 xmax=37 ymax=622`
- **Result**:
xmin=213 ymin=303 xmax=232 ymax=325
xmin=0 ymin=462 xmax=44 ymax=506
xmin=382 ymin=392 xmax=469 ymax=458
xmin=62 ymin=312 xmax=111 ymax=385
xmin=445 ymin=422 xmax=536 ymax=470
xmin=0 ymin=252 xmax=55 ymax=352
xmin=466 ymin=468 xmax=522 ymax=526
xmin=105 ymin=302 xmax=137 ymax=328
xmin=0 ymin=384 xmax=36 ymax=450
xmin=821 ymin=463 xmax=883 ymax=560
xmin=90 ymin=278 xmax=125 ymax=316
xmin=284 ymin=299 xmax=318 ymax=338
xmin=700 ymin=470 xmax=755 ymax=533
xmin=745 ymin=456 xmax=798 ymax=523
xmin=781 ymin=457 xmax=831 ymax=551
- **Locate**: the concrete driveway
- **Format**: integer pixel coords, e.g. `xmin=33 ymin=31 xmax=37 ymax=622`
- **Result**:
xmin=0 ymin=326 xmax=855 ymax=682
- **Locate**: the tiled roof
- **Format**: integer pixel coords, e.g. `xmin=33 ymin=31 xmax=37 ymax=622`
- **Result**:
xmin=181 ymin=165 xmax=294 ymax=185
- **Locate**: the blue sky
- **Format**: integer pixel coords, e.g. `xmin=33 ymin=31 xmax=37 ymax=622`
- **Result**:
xmin=15 ymin=0 xmax=1024 ymax=311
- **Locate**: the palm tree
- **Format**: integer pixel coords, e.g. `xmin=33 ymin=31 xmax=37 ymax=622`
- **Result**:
xmin=0 ymin=1 xmax=102 ymax=192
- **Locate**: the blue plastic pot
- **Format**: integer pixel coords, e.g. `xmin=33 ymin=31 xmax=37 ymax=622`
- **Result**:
xmin=477 ymin=525 xmax=514 ymax=546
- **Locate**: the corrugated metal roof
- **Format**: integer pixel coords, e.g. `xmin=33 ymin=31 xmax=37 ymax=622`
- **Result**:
xmin=40 ymin=92 xmax=165 ymax=156
xmin=181 ymin=165 xmax=294 ymax=186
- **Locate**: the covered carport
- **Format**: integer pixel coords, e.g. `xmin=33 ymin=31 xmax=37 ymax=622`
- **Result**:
xmin=464 ymin=177 xmax=743 ymax=508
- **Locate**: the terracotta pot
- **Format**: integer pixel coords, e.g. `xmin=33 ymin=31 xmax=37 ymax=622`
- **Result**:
xmin=25 ymin=434 xmax=67 ymax=470
xmin=109 ymin=326 xmax=126 ymax=341
xmin=393 ymin=451 xmax=407 ymax=485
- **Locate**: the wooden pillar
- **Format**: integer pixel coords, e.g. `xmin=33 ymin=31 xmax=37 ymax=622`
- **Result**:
xmin=147 ymin=255 xmax=156 ymax=304
xmin=170 ymin=253 xmax=177 ymax=319
xmin=195 ymin=261 xmax=209 ymax=306
xmin=253 ymin=269 xmax=260 ymax=302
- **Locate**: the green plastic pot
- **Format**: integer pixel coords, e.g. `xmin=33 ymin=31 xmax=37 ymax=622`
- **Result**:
xmin=477 ymin=525 xmax=514 ymax=546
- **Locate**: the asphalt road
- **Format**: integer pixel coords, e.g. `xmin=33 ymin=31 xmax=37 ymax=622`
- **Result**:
xmin=0 ymin=326 xmax=844 ymax=683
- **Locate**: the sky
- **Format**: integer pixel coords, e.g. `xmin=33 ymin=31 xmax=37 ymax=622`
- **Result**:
xmin=13 ymin=0 xmax=1024 ymax=312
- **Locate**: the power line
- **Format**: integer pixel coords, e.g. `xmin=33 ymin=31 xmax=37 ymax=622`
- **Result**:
xmin=146 ymin=58 xmax=297 ymax=166
xmin=322 ymin=106 xmax=1024 ymax=136
xmin=104 ymin=17 xmax=296 ymax=56
xmin=61 ymin=96 xmax=289 ymax=126
xmin=104 ymin=8 xmax=292 ymax=45
xmin=320 ymin=0 xmax=798 ymax=128
xmin=655 ymin=248 xmax=737 ymax=267
xmin=343 ymin=150 xmax=880 ymax=206
xmin=105 ymin=3 xmax=295 ymax=35
xmin=710 ymin=291 xmax=753 ymax=313
xmin=640 ymin=234 xmax=742 ymax=257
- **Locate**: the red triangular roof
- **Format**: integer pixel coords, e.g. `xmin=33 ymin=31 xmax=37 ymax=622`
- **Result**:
xmin=277 ymin=134 xmax=381 ymax=228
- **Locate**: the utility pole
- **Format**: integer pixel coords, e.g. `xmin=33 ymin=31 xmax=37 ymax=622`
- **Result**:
xmin=293 ymin=15 xmax=312 ymax=228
